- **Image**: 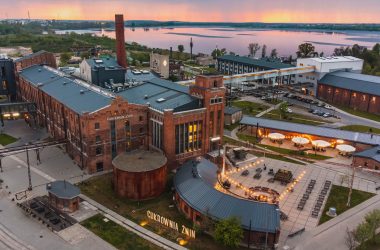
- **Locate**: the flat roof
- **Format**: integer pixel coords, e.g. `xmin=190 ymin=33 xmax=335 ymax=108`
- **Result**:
xmin=319 ymin=71 xmax=380 ymax=97
xmin=47 ymin=180 xmax=80 ymax=199
xmin=218 ymin=55 xmax=294 ymax=69
xmin=174 ymin=158 xmax=280 ymax=233
xmin=85 ymin=57 xmax=124 ymax=70
xmin=355 ymin=146 xmax=380 ymax=163
xmin=20 ymin=65 xmax=113 ymax=114
xmin=240 ymin=116 xmax=380 ymax=146
xmin=112 ymin=150 xmax=167 ymax=172
xmin=224 ymin=106 xmax=242 ymax=115
xmin=118 ymin=78 xmax=200 ymax=112
xmin=301 ymin=56 xmax=362 ymax=63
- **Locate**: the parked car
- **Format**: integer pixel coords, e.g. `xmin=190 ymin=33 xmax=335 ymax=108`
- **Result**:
xmin=308 ymin=109 xmax=315 ymax=113
xmin=286 ymin=108 xmax=293 ymax=113
xmin=323 ymin=113 xmax=332 ymax=118
xmin=317 ymin=102 xmax=325 ymax=107
xmin=324 ymin=104 xmax=334 ymax=110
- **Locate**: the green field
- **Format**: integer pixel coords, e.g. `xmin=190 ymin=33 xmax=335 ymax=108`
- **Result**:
xmin=0 ymin=133 xmax=17 ymax=146
xmin=257 ymin=144 xmax=331 ymax=161
xmin=263 ymin=109 xmax=328 ymax=126
xmin=340 ymin=125 xmax=380 ymax=135
xmin=81 ymin=214 xmax=161 ymax=250
xmin=338 ymin=106 xmax=380 ymax=122
xmin=319 ymin=185 xmax=375 ymax=225
xmin=232 ymin=101 xmax=269 ymax=117
xmin=79 ymin=174 xmax=244 ymax=250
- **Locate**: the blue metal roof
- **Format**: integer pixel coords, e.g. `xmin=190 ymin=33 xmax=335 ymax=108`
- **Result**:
xmin=319 ymin=71 xmax=380 ymax=96
xmin=225 ymin=106 xmax=242 ymax=115
xmin=218 ymin=55 xmax=294 ymax=69
xmin=118 ymin=78 xmax=200 ymax=112
xmin=47 ymin=180 xmax=80 ymax=199
xmin=174 ymin=158 xmax=280 ymax=233
xmin=85 ymin=57 xmax=123 ymax=70
xmin=20 ymin=65 xmax=113 ymax=114
xmin=240 ymin=116 xmax=380 ymax=146
xmin=354 ymin=146 xmax=380 ymax=163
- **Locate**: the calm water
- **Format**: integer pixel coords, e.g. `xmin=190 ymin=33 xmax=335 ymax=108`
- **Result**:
xmin=57 ymin=27 xmax=380 ymax=57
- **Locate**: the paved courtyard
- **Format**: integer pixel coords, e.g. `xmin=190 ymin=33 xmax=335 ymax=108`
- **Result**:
xmin=224 ymin=157 xmax=379 ymax=247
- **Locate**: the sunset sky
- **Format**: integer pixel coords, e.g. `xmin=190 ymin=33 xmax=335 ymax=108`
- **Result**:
xmin=1 ymin=0 xmax=380 ymax=23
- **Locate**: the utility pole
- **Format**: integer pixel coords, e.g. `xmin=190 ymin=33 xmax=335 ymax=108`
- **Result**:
xmin=26 ymin=144 xmax=32 ymax=191
xmin=190 ymin=37 xmax=193 ymax=60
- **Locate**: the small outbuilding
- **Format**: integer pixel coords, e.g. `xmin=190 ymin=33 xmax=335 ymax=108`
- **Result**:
xmin=224 ymin=106 xmax=243 ymax=126
xmin=47 ymin=180 xmax=80 ymax=213
xmin=113 ymin=150 xmax=167 ymax=200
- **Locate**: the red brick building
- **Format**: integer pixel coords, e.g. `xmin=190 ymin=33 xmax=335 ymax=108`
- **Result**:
xmin=353 ymin=146 xmax=380 ymax=172
xmin=174 ymin=158 xmax=280 ymax=248
xmin=16 ymin=52 xmax=225 ymax=173
xmin=47 ymin=180 xmax=80 ymax=213
xmin=318 ymin=71 xmax=380 ymax=114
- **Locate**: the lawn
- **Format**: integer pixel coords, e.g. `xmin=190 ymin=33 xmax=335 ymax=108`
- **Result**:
xmin=79 ymin=174 xmax=244 ymax=250
xmin=257 ymin=144 xmax=332 ymax=161
xmin=339 ymin=125 xmax=380 ymax=135
xmin=337 ymin=105 xmax=380 ymax=122
xmin=224 ymin=123 xmax=240 ymax=131
xmin=233 ymin=134 xmax=306 ymax=165
xmin=81 ymin=214 xmax=161 ymax=250
xmin=232 ymin=101 xmax=269 ymax=117
xmin=319 ymin=185 xmax=375 ymax=225
xmin=0 ymin=133 xmax=17 ymax=146
xmin=263 ymin=109 xmax=328 ymax=126
xmin=358 ymin=232 xmax=380 ymax=250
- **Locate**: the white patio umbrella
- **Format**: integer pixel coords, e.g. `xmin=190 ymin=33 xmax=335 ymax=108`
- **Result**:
xmin=292 ymin=137 xmax=309 ymax=145
xmin=268 ymin=133 xmax=285 ymax=140
xmin=336 ymin=144 xmax=356 ymax=153
xmin=312 ymin=140 xmax=330 ymax=148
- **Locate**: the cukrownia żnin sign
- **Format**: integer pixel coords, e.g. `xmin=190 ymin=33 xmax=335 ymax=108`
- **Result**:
xmin=146 ymin=210 xmax=196 ymax=239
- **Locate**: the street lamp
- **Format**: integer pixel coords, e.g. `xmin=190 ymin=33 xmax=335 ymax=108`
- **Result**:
xmin=347 ymin=164 xmax=362 ymax=207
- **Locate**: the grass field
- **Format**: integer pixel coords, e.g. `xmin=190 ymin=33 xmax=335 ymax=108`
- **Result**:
xmin=257 ymin=144 xmax=331 ymax=161
xmin=232 ymin=101 xmax=269 ymax=117
xmin=229 ymin=134 xmax=306 ymax=165
xmin=0 ymin=133 xmax=17 ymax=146
xmin=263 ymin=109 xmax=328 ymax=126
xmin=319 ymin=185 xmax=375 ymax=225
xmin=337 ymin=106 xmax=380 ymax=122
xmin=79 ymin=174 xmax=244 ymax=250
xmin=81 ymin=214 xmax=161 ymax=250
xmin=340 ymin=125 xmax=380 ymax=135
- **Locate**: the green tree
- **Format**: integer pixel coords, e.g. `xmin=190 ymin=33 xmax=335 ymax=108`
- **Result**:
xmin=248 ymin=43 xmax=261 ymax=58
xmin=270 ymin=49 xmax=278 ymax=58
xmin=214 ymin=217 xmax=243 ymax=248
xmin=279 ymin=102 xmax=289 ymax=120
xmin=354 ymin=222 xmax=371 ymax=246
xmin=261 ymin=44 xmax=267 ymax=58
xmin=59 ymin=52 xmax=72 ymax=66
xmin=296 ymin=43 xmax=316 ymax=58
xmin=177 ymin=44 xmax=184 ymax=59
xmin=364 ymin=209 xmax=380 ymax=238
xmin=211 ymin=48 xmax=227 ymax=59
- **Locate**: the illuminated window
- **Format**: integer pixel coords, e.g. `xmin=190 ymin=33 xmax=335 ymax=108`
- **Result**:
xmin=189 ymin=125 xmax=193 ymax=133
xmin=353 ymin=93 xmax=357 ymax=98
xmin=363 ymin=95 xmax=366 ymax=101
xmin=372 ymin=97 xmax=376 ymax=102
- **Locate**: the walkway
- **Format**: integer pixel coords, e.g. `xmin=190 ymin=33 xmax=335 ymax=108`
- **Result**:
xmin=80 ymin=194 xmax=187 ymax=250
xmin=288 ymin=194 xmax=380 ymax=250
xmin=256 ymin=101 xmax=285 ymax=118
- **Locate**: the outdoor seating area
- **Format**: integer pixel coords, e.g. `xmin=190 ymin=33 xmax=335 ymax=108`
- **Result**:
xmin=274 ymin=169 xmax=294 ymax=184
xmin=297 ymin=179 xmax=316 ymax=211
xmin=311 ymin=180 xmax=332 ymax=218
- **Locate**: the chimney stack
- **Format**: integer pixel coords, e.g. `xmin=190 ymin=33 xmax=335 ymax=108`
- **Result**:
xmin=115 ymin=14 xmax=127 ymax=68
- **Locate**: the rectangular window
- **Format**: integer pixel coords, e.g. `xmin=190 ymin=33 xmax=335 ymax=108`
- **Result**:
xmin=95 ymin=146 xmax=102 ymax=156
xmin=175 ymin=121 xmax=202 ymax=154
xmin=96 ymin=162 xmax=104 ymax=172
xmin=110 ymin=120 xmax=117 ymax=159
xmin=95 ymin=135 xmax=101 ymax=143
xmin=94 ymin=122 xmax=100 ymax=130
xmin=139 ymin=116 xmax=143 ymax=122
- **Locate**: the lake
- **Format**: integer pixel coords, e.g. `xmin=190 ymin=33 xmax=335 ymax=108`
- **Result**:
xmin=56 ymin=27 xmax=380 ymax=57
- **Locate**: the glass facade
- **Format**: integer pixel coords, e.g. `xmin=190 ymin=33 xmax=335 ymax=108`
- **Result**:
xmin=175 ymin=121 xmax=202 ymax=154
xmin=151 ymin=119 xmax=163 ymax=149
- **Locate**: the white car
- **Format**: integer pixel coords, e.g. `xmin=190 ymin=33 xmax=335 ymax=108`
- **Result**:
xmin=324 ymin=104 xmax=334 ymax=110
xmin=286 ymin=108 xmax=293 ymax=113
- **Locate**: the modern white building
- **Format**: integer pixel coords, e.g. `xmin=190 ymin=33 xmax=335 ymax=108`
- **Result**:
xmin=150 ymin=53 xmax=169 ymax=79
xmin=296 ymin=56 xmax=364 ymax=96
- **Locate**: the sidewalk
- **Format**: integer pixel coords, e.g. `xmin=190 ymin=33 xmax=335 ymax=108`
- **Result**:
xmin=256 ymin=101 xmax=285 ymax=117
xmin=80 ymin=194 xmax=187 ymax=250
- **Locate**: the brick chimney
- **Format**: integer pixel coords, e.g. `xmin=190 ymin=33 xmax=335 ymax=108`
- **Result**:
xmin=115 ymin=14 xmax=127 ymax=68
